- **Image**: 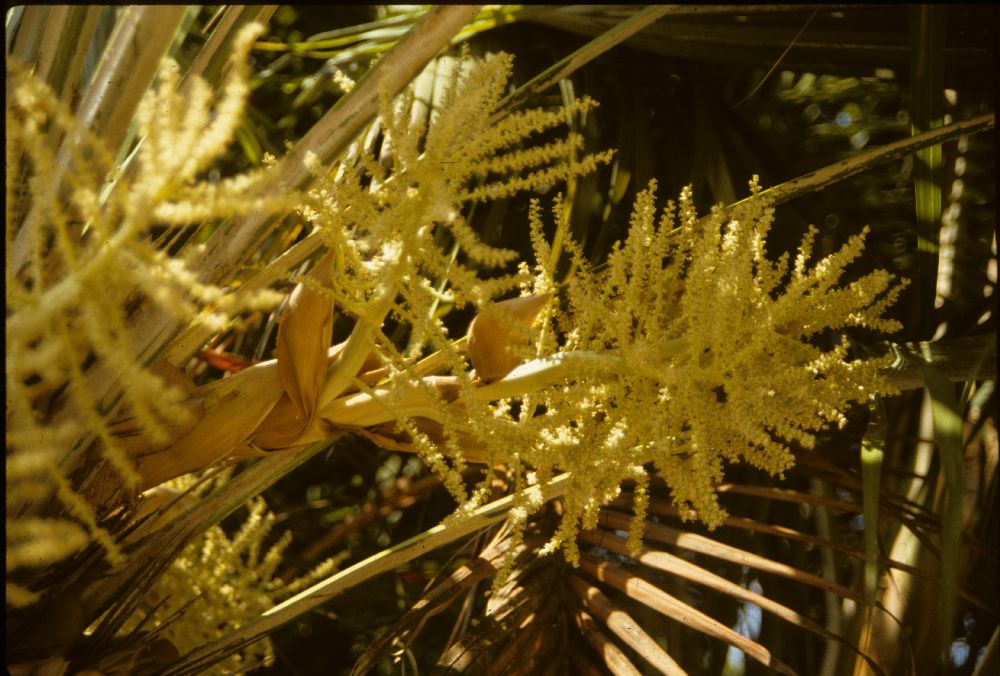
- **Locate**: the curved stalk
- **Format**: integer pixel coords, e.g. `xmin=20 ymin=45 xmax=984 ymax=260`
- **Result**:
xmin=468 ymin=350 xmax=625 ymax=402
xmin=319 ymin=335 xmax=995 ymax=429
xmin=318 ymin=299 xmax=394 ymax=408
xmin=321 ymin=351 xmax=626 ymax=428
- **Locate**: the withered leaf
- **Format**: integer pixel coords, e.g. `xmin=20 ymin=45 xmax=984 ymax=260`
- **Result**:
xmin=276 ymin=250 xmax=335 ymax=424
xmin=467 ymin=293 xmax=549 ymax=383
xmin=134 ymin=358 xmax=285 ymax=490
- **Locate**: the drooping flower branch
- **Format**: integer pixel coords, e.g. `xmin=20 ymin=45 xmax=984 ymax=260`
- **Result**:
xmin=5 ymin=24 xmax=291 ymax=604
xmin=6 ymin=22 xmax=905 ymax=615
xmin=524 ymin=179 xmax=904 ymax=558
xmin=365 ymin=178 xmax=906 ymax=565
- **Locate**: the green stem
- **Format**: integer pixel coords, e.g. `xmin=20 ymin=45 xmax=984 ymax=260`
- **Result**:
xmin=904 ymin=344 xmax=967 ymax=669
xmin=726 ymin=113 xmax=994 ymax=213
xmin=860 ymin=401 xmax=886 ymax=606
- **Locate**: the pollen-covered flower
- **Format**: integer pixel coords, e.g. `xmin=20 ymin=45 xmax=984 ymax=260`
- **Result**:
xmin=5 ymin=23 xmax=292 ymax=598
xmin=466 ymin=177 xmax=906 ymax=561
xmin=300 ymin=50 xmax=613 ymax=341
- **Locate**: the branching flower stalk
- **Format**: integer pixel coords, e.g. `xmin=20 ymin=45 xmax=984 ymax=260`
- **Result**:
xmin=6 ymin=23 xmax=295 ymax=606
xmin=511 ymin=179 xmax=905 ymax=563
xmin=6 ymin=16 xmax=910 ymax=671
xmin=308 ymin=175 xmax=906 ymax=575
xmin=352 ymin=178 xmax=906 ymax=569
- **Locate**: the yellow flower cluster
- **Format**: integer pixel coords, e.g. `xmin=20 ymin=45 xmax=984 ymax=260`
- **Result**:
xmin=121 ymin=491 xmax=343 ymax=674
xmin=440 ymin=178 xmax=904 ymax=565
xmin=300 ymin=51 xmax=612 ymax=353
xmin=299 ymin=51 xmax=613 ymax=504
xmin=5 ymin=24 xmax=289 ymax=601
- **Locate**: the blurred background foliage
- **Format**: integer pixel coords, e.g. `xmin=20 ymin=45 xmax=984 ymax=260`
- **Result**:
xmin=181 ymin=5 xmax=996 ymax=674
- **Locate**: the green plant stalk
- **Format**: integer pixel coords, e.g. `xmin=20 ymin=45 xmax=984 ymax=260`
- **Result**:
xmin=165 ymin=472 xmax=573 ymax=676
xmin=905 ymin=345 xmax=967 ymax=669
xmin=726 ymin=113 xmax=994 ymax=212
xmin=809 ymin=476 xmax=844 ymax=676
xmin=252 ymin=10 xmax=425 ymax=52
xmin=860 ymin=402 xmax=886 ymax=606
xmin=251 ymin=6 xmax=541 ymax=56
xmin=254 ymin=26 xmax=409 ymax=53
xmin=454 ymin=5 xmax=548 ymax=43
xmin=909 ymin=5 xmax=946 ymax=331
